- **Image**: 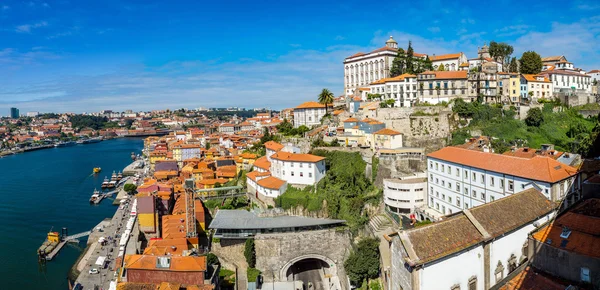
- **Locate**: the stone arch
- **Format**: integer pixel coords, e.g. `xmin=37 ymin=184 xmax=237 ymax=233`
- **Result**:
xmin=280 ymin=253 xmax=338 ymax=281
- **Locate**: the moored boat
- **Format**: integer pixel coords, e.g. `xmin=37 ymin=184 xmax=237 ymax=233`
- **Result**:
xmin=37 ymin=231 xmax=60 ymax=259
xmin=93 ymin=167 xmax=102 ymax=174
xmin=89 ymin=189 xmax=101 ymax=203
xmin=111 ymin=171 xmax=118 ymax=181
xmin=101 ymin=177 xmax=110 ymax=188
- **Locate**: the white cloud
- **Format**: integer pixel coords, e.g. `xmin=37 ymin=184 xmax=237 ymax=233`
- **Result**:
xmin=334 ymin=35 xmax=345 ymax=41
xmin=494 ymin=24 xmax=531 ymax=37
xmin=461 ymin=18 xmax=475 ymax=24
xmin=512 ymin=18 xmax=600 ymax=69
xmin=15 ymin=21 xmax=48 ymax=33
xmin=428 ymin=27 xmax=441 ymax=33
xmin=2 ymin=5 xmax=9 ymax=11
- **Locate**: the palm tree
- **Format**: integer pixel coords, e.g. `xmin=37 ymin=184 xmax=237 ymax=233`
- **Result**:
xmin=318 ymin=88 xmax=335 ymax=114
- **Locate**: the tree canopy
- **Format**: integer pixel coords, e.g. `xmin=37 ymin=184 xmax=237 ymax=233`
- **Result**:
xmin=344 ymin=237 xmax=380 ymax=286
xmin=318 ymin=88 xmax=335 ymax=114
xmin=519 ymin=51 xmax=543 ymax=74
xmin=509 ymin=57 xmax=518 ymax=73
xmin=489 ymin=41 xmax=514 ymax=71
xmin=390 ymin=48 xmax=406 ymax=77
xmin=525 ymin=107 xmax=544 ymax=127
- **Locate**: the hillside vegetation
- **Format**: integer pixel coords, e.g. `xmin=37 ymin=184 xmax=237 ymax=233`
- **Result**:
xmin=452 ymin=99 xmax=597 ymax=155
xmin=275 ymin=150 xmax=380 ymax=232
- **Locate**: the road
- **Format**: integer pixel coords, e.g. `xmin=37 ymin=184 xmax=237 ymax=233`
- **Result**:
xmin=291 ymin=259 xmax=326 ymax=290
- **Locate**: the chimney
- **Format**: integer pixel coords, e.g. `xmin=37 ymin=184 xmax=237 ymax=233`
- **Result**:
xmin=524 ymin=147 xmax=529 ymax=152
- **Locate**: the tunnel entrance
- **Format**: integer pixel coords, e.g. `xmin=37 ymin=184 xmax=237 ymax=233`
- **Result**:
xmin=285 ymin=258 xmax=333 ymax=290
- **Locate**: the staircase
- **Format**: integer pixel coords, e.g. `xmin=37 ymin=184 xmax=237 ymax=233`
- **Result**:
xmin=369 ymin=214 xmax=392 ymax=232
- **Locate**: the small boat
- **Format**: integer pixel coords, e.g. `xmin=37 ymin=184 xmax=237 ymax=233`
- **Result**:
xmin=108 ymin=180 xmax=117 ymax=188
xmin=89 ymin=189 xmax=101 ymax=203
xmin=117 ymin=171 xmax=123 ymax=181
xmin=54 ymin=141 xmax=77 ymax=147
xmin=93 ymin=167 xmax=102 ymax=174
xmin=111 ymin=171 xmax=118 ymax=181
xmin=37 ymin=230 xmax=60 ymax=260
xmin=101 ymin=177 xmax=110 ymax=188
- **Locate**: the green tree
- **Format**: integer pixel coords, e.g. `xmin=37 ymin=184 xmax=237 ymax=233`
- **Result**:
xmin=489 ymin=41 xmax=514 ymax=71
xmin=318 ymin=88 xmax=335 ymax=114
xmin=509 ymin=57 xmax=518 ymax=73
xmin=405 ymin=41 xmax=414 ymax=73
xmin=519 ymin=51 xmax=543 ymax=74
xmin=390 ymin=48 xmax=406 ymax=77
xmin=205 ymin=142 xmax=211 ymax=150
xmin=344 ymin=237 xmax=380 ymax=286
xmin=244 ymin=239 xmax=256 ymax=268
xmin=437 ymin=65 xmax=445 ymax=71
xmin=525 ymin=107 xmax=544 ymax=127
xmin=124 ymin=184 xmax=137 ymax=193
xmin=423 ymin=56 xmax=433 ymax=71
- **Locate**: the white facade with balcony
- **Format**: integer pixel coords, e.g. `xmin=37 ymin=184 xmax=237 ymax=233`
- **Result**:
xmin=384 ymin=178 xmax=427 ymax=214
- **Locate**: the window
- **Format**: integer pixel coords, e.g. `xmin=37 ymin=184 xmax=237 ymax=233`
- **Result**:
xmin=442 ymin=194 xmax=445 ymax=200
xmin=456 ymin=169 xmax=460 ymax=177
xmin=490 ymin=195 xmax=495 ymax=202
xmin=436 ymin=203 xmax=439 ymax=210
xmin=465 ymin=202 xmax=469 ymax=209
xmin=472 ymin=172 xmax=476 ymax=181
xmin=436 ymin=191 xmax=439 ymax=197
xmin=308 ymin=163 xmax=312 ymax=168
xmin=581 ymin=267 xmax=590 ymax=283
xmin=291 ymin=171 xmax=294 ymax=176
xmin=300 ymin=172 xmax=303 ymax=177
xmin=447 ymin=182 xmax=451 ymax=189
xmin=447 ymin=166 xmax=451 ymax=174
xmin=442 ymin=180 xmax=445 ymax=187
xmin=508 ymin=180 xmax=514 ymax=191
xmin=481 ymin=174 xmax=485 ymax=183
xmin=291 ymin=163 xmax=294 ymax=167
xmin=481 ymin=192 xmax=486 ymax=200
xmin=464 ymin=170 xmax=468 ymax=178
xmin=430 ymin=197 xmax=434 ymax=206
xmin=436 ymin=178 xmax=439 ymax=184
xmin=442 ymin=205 xmax=445 ymax=214
xmin=448 ymin=196 xmax=452 ymax=203
xmin=309 ymin=173 xmax=312 ymax=178
xmin=472 ymin=190 xmax=476 ymax=197
xmin=500 ymin=179 xmax=504 ymax=189
xmin=430 ymin=174 xmax=433 ymax=180
xmin=430 ymin=186 xmax=433 ymax=194
xmin=456 ymin=184 xmax=460 ymax=191
xmin=468 ymin=277 xmax=477 ymax=290
xmin=299 ymin=163 xmax=303 ymax=168
xmin=429 ymin=161 xmax=433 ymax=168
xmin=436 ymin=163 xmax=439 ymax=170
xmin=464 ymin=188 xmax=468 ymax=195
xmin=490 ymin=177 xmax=495 ymax=187
xmin=441 ymin=164 xmax=445 ymax=172
xmin=456 ymin=197 xmax=460 ymax=206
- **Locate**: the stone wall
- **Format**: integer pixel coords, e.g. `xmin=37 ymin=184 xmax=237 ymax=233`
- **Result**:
xmin=255 ymin=229 xmax=352 ymax=289
xmin=374 ymin=107 xmax=452 ymax=139
xmin=211 ymin=239 xmax=248 ymax=271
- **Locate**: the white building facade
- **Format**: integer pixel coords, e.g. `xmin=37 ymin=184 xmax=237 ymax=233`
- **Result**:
xmin=344 ymin=36 xmax=399 ymax=96
xmin=426 ymin=147 xmax=579 ymax=216
xmin=293 ymin=101 xmax=327 ymax=128
xmin=270 ymin=152 xmax=326 ymax=186
xmin=383 ymin=178 xmax=427 ymax=214
xmin=430 ymin=53 xmax=468 ymax=71
xmin=390 ymin=189 xmax=555 ymax=290
xmin=369 ymin=74 xmax=418 ymax=107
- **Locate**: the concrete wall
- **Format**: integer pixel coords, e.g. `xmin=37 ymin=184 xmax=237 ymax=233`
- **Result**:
xmin=211 ymin=239 xmax=248 ymax=271
xmin=255 ymin=229 xmax=352 ymax=289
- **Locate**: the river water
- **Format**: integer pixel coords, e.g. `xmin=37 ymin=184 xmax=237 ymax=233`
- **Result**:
xmin=0 ymin=138 xmax=144 ymax=290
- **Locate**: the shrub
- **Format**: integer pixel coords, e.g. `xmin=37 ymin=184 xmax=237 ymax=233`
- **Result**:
xmin=247 ymin=268 xmax=261 ymax=282
xmin=244 ymin=239 xmax=256 ymax=268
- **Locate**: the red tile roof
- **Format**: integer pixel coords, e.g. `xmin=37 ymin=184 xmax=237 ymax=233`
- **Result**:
xmin=264 ymin=141 xmax=284 ymax=151
xmin=429 ymin=53 xmax=462 ymax=61
xmin=419 ymin=70 xmax=468 ymax=79
xmin=257 ymin=176 xmax=287 ymax=190
xmin=271 ymin=151 xmax=326 ymax=163
xmin=295 ymin=101 xmax=327 ymax=109
xmin=373 ymin=128 xmax=402 ymax=135
xmin=427 ymin=147 xmax=577 ymax=183
xmin=253 ymin=156 xmax=271 ymax=170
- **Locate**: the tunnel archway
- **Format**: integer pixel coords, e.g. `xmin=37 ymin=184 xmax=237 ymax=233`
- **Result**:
xmin=280 ymin=254 xmax=338 ymax=290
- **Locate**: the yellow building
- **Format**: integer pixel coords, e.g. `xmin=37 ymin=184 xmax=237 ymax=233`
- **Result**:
xmin=499 ymin=72 xmax=521 ymax=103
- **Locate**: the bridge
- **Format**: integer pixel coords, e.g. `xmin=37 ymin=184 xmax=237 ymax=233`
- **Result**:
xmin=195 ymin=185 xmax=244 ymax=200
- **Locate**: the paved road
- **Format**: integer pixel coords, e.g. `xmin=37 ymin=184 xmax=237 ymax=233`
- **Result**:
xmin=291 ymin=259 xmax=326 ymax=290
xmin=75 ymin=194 xmax=135 ymax=290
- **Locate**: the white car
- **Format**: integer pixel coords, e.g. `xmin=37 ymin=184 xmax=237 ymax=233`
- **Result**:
xmin=89 ymin=268 xmax=99 ymax=274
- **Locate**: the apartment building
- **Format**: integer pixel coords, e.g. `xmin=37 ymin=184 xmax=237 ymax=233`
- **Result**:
xmin=293 ymin=101 xmax=327 ymax=128
xmin=369 ymin=73 xmax=418 ymax=107
xmin=417 ymin=71 xmax=468 ymax=104
xmin=426 ymin=146 xmax=579 ymax=216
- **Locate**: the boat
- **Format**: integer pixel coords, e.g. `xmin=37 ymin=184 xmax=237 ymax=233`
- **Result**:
xmin=117 ymin=171 xmax=123 ymax=181
xmin=101 ymin=177 xmax=110 ymax=189
xmin=111 ymin=171 xmax=118 ymax=182
xmin=80 ymin=137 xmax=104 ymax=144
xmin=93 ymin=167 xmax=102 ymax=174
xmin=89 ymin=189 xmax=101 ymax=204
xmin=37 ymin=231 xmax=60 ymax=259
xmin=54 ymin=141 xmax=77 ymax=147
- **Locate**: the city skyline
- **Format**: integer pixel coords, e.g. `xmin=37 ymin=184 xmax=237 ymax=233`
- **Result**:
xmin=1 ymin=0 xmax=599 ymax=113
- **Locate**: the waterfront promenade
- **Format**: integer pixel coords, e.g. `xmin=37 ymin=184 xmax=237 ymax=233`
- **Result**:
xmin=0 ymin=138 xmax=144 ymax=290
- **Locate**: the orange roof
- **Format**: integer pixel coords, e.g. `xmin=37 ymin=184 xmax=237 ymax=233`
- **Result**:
xmin=240 ymin=152 xmax=257 ymax=159
xmin=498 ymin=267 xmax=568 ymax=290
xmin=343 ymin=118 xmax=358 ymax=123
xmin=459 ymin=62 xmax=469 ymax=67
xmin=295 ymin=101 xmax=327 ymax=109
xmin=253 ymin=156 xmax=271 ymax=170
xmin=333 ymin=109 xmax=343 ymax=116
xmin=197 ymin=178 xmax=229 ymax=186
xmin=522 ymin=74 xmax=551 ymax=83
xmin=264 ymin=141 xmax=284 ymax=151
xmin=429 ymin=53 xmax=462 ymax=61
xmin=124 ymin=255 xmax=206 ymax=271
xmin=370 ymin=73 xmax=416 ymax=85
xmin=346 ymin=52 xmax=366 ymax=59
xmin=373 ymin=128 xmax=402 ymax=136
xmin=246 ymin=171 xmax=271 ymax=181
xmin=357 ymin=87 xmax=370 ymax=91
xmin=271 ymin=151 xmax=325 ymax=163
xmin=257 ymin=176 xmax=287 ymax=189
xmin=419 ymin=70 xmax=468 ymax=79
xmin=427 ymin=147 xmax=577 ymax=183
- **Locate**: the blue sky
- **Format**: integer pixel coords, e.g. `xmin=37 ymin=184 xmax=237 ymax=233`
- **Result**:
xmin=1 ymin=0 xmax=599 ymax=113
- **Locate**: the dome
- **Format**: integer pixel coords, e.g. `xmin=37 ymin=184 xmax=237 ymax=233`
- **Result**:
xmin=386 ymin=36 xmax=397 ymax=44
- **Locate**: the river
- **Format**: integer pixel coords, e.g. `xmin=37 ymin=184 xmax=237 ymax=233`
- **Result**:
xmin=0 ymin=138 xmax=144 ymax=290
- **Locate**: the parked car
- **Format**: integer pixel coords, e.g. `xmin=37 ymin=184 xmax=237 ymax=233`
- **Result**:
xmin=89 ymin=268 xmax=99 ymax=274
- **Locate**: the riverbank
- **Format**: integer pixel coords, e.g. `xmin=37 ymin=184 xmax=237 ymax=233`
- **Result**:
xmin=0 ymin=137 xmax=144 ymax=290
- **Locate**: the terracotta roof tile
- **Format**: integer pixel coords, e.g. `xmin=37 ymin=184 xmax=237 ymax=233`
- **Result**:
xmin=373 ymin=128 xmax=402 ymax=135
xmin=418 ymin=70 xmax=468 ymax=79
xmin=264 ymin=141 xmax=284 ymax=151
xmin=429 ymin=53 xmax=462 ymax=61
xmin=428 ymin=147 xmax=577 ymax=183
xmin=253 ymin=156 xmax=271 ymax=170
xmin=270 ymin=151 xmax=326 ymax=163
xmin=295 ymin=101 xmax=327 ymax=109
xmin=257 ymin=176 xmax=287 ymax=189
